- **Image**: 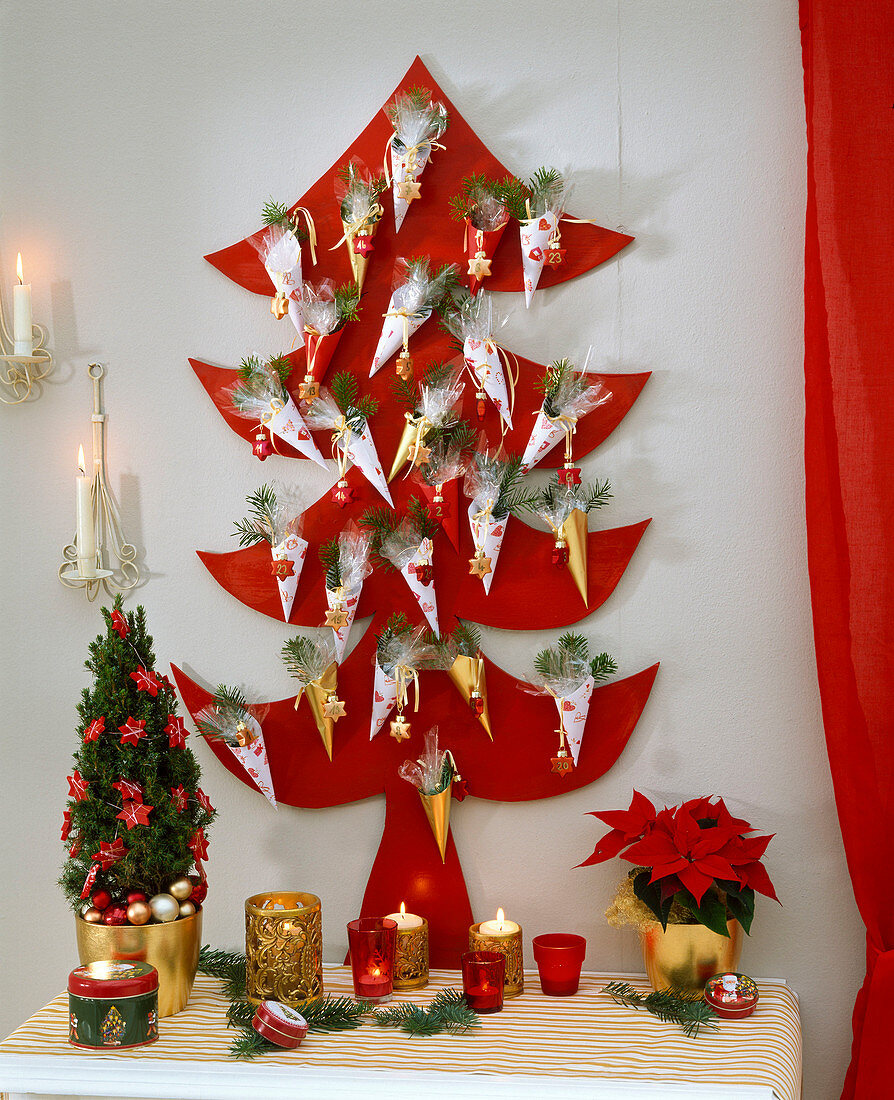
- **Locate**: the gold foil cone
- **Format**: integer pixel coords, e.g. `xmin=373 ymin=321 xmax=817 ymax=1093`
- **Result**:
xmin=418 ymin=786 xmax=452 ymax=863
xmin=75 ymin=909 xmax=202 ymax=1017
xmin=447 ymin=655 xmax=492 ymax=740
xmin=388 ymin=418 xmax=419 ymax=482
xmin=343 ymin=218 xmax=376 ymax=289
xmin=296 ymin=662 xmax=338 ymax=760
xmin=639 ymin=919 xmax=743 ymax=994
xmin=562 ymin=508 xmax=588 ymax=607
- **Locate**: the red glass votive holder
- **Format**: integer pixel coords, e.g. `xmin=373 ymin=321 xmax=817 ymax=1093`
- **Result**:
xmin=462 ymin=950 xmax=505 ymax=1013
xmin=533 ymin=933 xmax=587 ymax=996
xmin=347 ymin=917 xmax=397 ymax=1004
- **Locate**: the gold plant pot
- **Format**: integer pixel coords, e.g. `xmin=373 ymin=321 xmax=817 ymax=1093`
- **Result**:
xmin=245 ymin=891 xmax=323 ymax=1008
xmin=75 ymin=909 xmax=202 ymax=1018
xmin=639 ymin=919 xmax=743 ymax=994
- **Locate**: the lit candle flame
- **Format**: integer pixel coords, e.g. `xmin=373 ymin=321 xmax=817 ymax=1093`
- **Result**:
xmin=77 ymin=444 xmax=86 ymax=476
xmin=400 ymin=902 xmax=406 ymax=918
xmin=495 ymin=907 xmax=505 ymax=930
xmin=16 ymin=253 xmax=23 ymax=285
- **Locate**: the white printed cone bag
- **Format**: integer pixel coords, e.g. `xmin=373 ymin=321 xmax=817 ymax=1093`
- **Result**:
xmin=463 ymin=337 xmax=512 ymax=429
xmin=265 ymin=395 xmax=328 ymax=468
xmin=262 ymin=234 xmax=305 ymax=345
xmin=467 ymin=502 xmax=508 ymax=597
xmin=270 ymin=532 xmax=308 ymax=622
xmin=520 ymin=409 xmax=566 ymax=473
xmin=326 ymin=582 xmax=362 ymax=664
xmin=227 ymin=714 xmax=277 ymax=808
xmin=339 ymin=423 xmax=393 ymax=505
xmin=370 ymin=659 xmax=398 ymax=739
xmin=400 ymin=538 xmax=439 ymax=632
xmin=555 ymin=675 xmax=594 ymax=766
xmin=519 ymin=210 xmax=559 ymax=308
xmin=369 ymin=295 xmax=430 ymax=376
xmin=391 ymin=142 xmax=432 ymax=233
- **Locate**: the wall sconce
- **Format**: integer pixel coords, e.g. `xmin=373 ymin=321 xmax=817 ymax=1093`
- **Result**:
xmin=58 ymin=363 xmax=141 ymax=600
xmin=0 ymin=253 xmax=53 ymax=405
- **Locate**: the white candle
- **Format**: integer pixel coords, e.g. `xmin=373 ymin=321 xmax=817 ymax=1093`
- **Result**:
xmin=479 ymin=907 xmax=520 ymax=936
xmin=76 ymin=445 xmax=96 ymax=579
xmin=385 ymin=902 xmax=423 ymax=930
xmin=13 ymin=254 xmax=33 ymax=356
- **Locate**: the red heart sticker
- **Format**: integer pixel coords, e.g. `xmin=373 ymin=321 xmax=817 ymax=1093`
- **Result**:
xmin=538 ymin=217 xmax=551 ymax=230
xmin=529 ymin=247 xmax=543 ymax=262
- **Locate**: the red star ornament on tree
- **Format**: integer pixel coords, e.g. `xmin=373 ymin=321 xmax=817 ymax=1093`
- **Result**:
xmin=61 ymin=810 xmax=73 ymax=841
xmin=196 ymin=788 xmax=215 ymax=815
xmin=112 ymin=778 xmax=143 ymax=801
xmin=67 ymin=771 xmax=89 ymax=803
xmin=130 ymin=667 xmax=161 ymax=696
xmin=84 ymin=717 xmax=105 ymax=743
xmin=116 ymin=800 xmax=154 ymax=830
xmin=189 ymin=828 xmax=209 ymax=864
xmin=171 ymin=785 xmax=188 ymax=814
xmin=165 ymin=715 xmax=188 ymax=748
xmin=110 ymin=610 xmax=129 ymax=639
xmin=92 ymin=837 xmax=128 ymax=871
xmin=118 ymin=717 xmax=147 ymax=745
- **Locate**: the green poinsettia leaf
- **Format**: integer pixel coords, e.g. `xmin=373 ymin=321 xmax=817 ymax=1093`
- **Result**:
xmin=718 ymin=880 xmax=755 ymax=935
xmin=632 ymin=870 xmax=672 ymax=930
xmin=675 ymin=888 xmax=730 ymax=937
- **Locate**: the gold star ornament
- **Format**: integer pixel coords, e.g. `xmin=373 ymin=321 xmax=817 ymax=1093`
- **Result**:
xmin=390 ymin=717 xmax=412 ymax=742
xmin=323 ymin=696 xmax=346 ymax=721
xmin=468 ymin=552 xmax=492 ymax=578
xmin=396 ymin=178 xmax=421 ymax=202
xmin=325 ymin=607 xmax=349 ymax=629
xmin=467 ymin=253 xmax=492 ymax=279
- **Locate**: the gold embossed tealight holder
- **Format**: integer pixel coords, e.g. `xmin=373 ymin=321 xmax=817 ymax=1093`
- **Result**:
xmin=393 ymin=917 xmax=429 ymax=990
xmin=469 ymin=921 xmax=524 ymax=997
xmin=245 ymin=891 xmax=323 ymax=1008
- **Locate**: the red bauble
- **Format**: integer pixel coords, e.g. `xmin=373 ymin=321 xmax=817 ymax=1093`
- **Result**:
xmin=332 ymin=479 xmax=356 ymax=508
xmin=102 ymin=905 xmax=128 ymax=926
xmin=91 ymin=890 xmax=112 ymax=912
xmin=413 ymin=563 xmax=434 ymax=585
xmin=476 ymin=395 xmax=487 ymax=421
xmin=189 ymin=876 xmax=208 ymax=907
xmin=558 ymin=466 xmax=582 ymax=487
xmin=552 ymin=544 xmax=569 ymax=567
xmin=470 ymin=693 xmax=485 ymax=716
xmin=126 ymin=891 xmax=147 ymax=905
xmin=252 ymin=430 xmax=274 ymax=461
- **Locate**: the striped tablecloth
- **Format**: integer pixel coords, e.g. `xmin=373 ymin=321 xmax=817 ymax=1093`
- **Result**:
xmin=0 ymin=966 xmax=801 ymax=1099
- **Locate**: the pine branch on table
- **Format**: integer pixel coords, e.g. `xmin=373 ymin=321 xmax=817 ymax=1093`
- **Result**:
xmin=602 ymin=981 xmax=719 ymax=1039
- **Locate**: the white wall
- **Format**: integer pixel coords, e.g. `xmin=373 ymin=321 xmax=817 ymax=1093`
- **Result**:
xmin=0 ymin=1 xmax=862 ymax=1095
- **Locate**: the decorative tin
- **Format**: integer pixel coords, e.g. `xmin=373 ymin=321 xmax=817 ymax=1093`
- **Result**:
xmin=68 ymin=961 xmax=159 ymax=1049
xmin=245 ymin=891 xmax=323 ymax=1008
xmin=469 ymin=922 xmax=524 ymax=998
xmin=252 ymin=1000 xmax=309 ymax=1048
xmin=393 ymin=917 xmax=429 ymax=991
xmin=704 ymin=972 xmax=759 ymax=1020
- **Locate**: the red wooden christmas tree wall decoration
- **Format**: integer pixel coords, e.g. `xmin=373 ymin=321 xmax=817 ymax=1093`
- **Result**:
xmin=176 ymin=57 xmax=658 ymax=965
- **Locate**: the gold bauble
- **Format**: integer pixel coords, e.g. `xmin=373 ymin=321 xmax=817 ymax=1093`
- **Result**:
xmin=127 ymin=900 xmax=152 ymax=926
xmin=168 ymin=876 xmax=194 ymax=902
xmin=82 ymin=907 xmax=103 ymax=924
xmin=179 ymin=900 xmax=197 ymax=918
xmin=149 ymin=893 xmax=180 ymax=923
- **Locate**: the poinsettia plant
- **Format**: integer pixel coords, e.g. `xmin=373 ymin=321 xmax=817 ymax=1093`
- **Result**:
xmin=578 ymin=791 xmax=778 ymax=937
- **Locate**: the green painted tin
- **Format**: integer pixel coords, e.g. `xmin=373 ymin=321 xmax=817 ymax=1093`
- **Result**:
xmin=68 ymin=960 xmax=159 ymax=1049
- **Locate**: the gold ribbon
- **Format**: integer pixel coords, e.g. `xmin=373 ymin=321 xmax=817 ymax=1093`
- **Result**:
xmin=384 ymin=134 xmax=446 ymax=184
xmin=403 ymin=412 xmax=433 ymax=473
xmin=464 ymin=339 xmax=520 ymax=441
xmin=545 ymin=411 xmax=578 ymax=464
xmin=471 ymin=498 xmax=494 ymax=554
xmin=260 ymin=398 xmax=285 ymax=455
xmin=330 ymin=415 xmax=353 ymax=479
xmin=394 ymin=663 xmax=420 ymax=715
xmin=384 ymin=306 xmax=413 ymax=356
xmin=328 ymin=203 xmax=384 ymax=251
xmin=545 ymin=686 xmax=569 ymax=749
xmin=292 ymin=206 xmax=318 ymax=266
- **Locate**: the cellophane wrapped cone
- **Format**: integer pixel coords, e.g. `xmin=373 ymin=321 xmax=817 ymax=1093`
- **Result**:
xmin=271 ymin=523 xmax=309 ymax=624
xmin=284 ymin=635 xmax=339 ymax=758
xmin=449 ymin=292 xmax=512 ymax=428
xmin=370 ymin=624 xmax=432 ymax=739
xmin=380 ymin=526 xmax=439 ymax=632
xmin=250 ymin=225 xmax=305 ymax=342
xmin=303 ymin=391 xmax=393 ymax=504
xmin=520 ymin=367 xmax=612 ymax=473
xmin=386 ymin=91 xmax=448 ymax=233
xmin=369 ymin=259 xmax=455 ymax=376
xmin=230 ymin=362 xmax=327 ymax=468
xmin=390 ymin=371 xmax=465 ymax=481
xmin=519 ymin=172 xmax=566 ymax=308
xmin=326 ymin=528 xmax=373 ymax=662
xmin=336 ymin=161 xmax=384 ymax=285
xmin=529 ymin=648 xmax=595 ymax=767
xmin=195 ymin=705 xmax=277 ymax=808
xmin=464 ymin=455 xmax=514 ymax=595
xmin=465 ymin=188 xmax=509 ymax=294
xmin=398 ymin=726 xmax=456 ymax=795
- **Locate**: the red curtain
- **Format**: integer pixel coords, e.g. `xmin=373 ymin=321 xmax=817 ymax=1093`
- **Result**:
xmin=800 ymin=2 xmax=894 ymax=1094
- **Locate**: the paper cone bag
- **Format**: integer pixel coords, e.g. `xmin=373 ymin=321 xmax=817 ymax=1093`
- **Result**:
xmin=369 ymin=294 xmax=430 ymax=376
xmin=467 ymin=502 xmax=508 ymax=596
xmin=305 ymin=326 xmax=344 ymax=383
xmin=401 ymin=538 xmax=439 ymax=631
xmin=418 ymin=786 xmax=452 ymax=863
xmin=343 ymin=422 xmax=393 ymax=504
xmin=266 ymin=395 xmax=328 ymax=468
xmin=562 ymin=508 xmax=588 ymax=607
xmin=520 ymin=409 xmax=565 ymax=473
xmin=447 ymin=655 xmax=492 ymax=740
xmin=391 ymin=142 xmax=432 ymax=233
xmin=271 ymin=533 xmax=309 ymax=622
xmin=326 ymin=582 xmax=362 ymax=663
xmin=466 ymin=219 xmax=508 ymax=295
xmin=557 ymin=675 xmax=595 ymax=766
xmin=263 ymin=235 xmax=305 ymax=346
xmin=228 ymin=714 xmax=277 ymax=808
xmin=463 ymin=337 xmax=512 ymax=429
xmin=388 ymin=417 xmax=421 ymax=482
xmin=370 ymin=659 xmax=397 ymax=740
xmin=519 ymin=211 xmax=559 ymax=308
xmin=287 ymin=290 xmax=304 ymax=341
xmin=296 ymin=661 xmax=338 ymax=760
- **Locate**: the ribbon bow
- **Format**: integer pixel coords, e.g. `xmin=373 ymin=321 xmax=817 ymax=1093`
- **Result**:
xmin=395 ymin=663 xmax=420 ymax=715
xmin=328 ymin=202 xmax=384 ymax=251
